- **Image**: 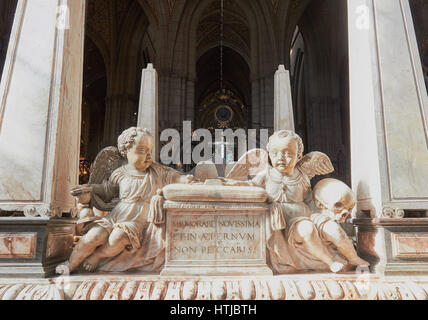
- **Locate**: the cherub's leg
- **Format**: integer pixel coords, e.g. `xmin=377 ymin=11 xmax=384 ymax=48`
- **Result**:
xmin=66 ymin=226 xmax=109 ymax=273
xmin=322 ymin=221 xmax=369 ymax=268
xmin=293 ymin=220 xmax=344 ymax=273
xmin=83 ymin=228 xmax=131 ymax=272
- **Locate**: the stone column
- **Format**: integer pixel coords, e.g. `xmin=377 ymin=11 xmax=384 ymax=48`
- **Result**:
xmin=251 ymin=75 xmax=275 ymax=133
xmin=348 ymin=0 xmax=428 ymax=274
xmin=274 ymin=65 xmax=295 ymax=131
xmin=104 ymin=94 xmax=138 ymax=145
xmin=0 ymin=0 xmax=86 ymax=276
xmin=137 ymin=63 xmax=159 ymax=161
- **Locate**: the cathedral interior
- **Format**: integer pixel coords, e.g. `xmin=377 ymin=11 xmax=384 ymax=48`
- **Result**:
xmin=0 ymin=0 xmax=427 ymax=185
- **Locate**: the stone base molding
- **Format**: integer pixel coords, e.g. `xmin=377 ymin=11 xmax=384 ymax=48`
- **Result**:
xmin=0 ymin=274 xmax=428 ymax=300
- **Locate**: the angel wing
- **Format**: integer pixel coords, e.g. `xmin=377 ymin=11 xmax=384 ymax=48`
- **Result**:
xmin=226 ymin=148 xmax=269 ymax=180
xmin=86 ymin=146 xmax=125 ymax=212
xmin=88 ymin=146 xmax=125 ymax=185
xmin=192 ymin=160 xmax=219 ymax=181
xmin=297 ymin=151 xmax=334 ymax=180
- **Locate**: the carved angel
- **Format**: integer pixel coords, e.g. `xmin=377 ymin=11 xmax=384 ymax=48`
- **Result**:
xmin=59 ymin=127 xmax=193 ymax=274
xmin=225 ymin=138 xmax=334 ymax=191
xmin=224 ymin=130 xmax=348 ymax=274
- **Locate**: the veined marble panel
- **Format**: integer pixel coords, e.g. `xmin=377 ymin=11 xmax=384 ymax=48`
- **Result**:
xmin=0 ymin=0 xmax=58 ymax=201
xmin=374 ymin=0 xmax=428 ymax=200
xmin=391 ymin=233 xmax=428 ymax=258
xmin=0 ymin=232 xmax=36 ymax=258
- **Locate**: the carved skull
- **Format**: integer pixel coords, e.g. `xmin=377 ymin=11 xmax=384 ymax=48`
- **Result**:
xmin=313 ymin=178 xmax=356 ymax=224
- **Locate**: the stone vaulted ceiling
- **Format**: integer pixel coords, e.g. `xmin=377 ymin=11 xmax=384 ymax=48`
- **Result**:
xmin=197 ymin=0 xmax=250 ymax=61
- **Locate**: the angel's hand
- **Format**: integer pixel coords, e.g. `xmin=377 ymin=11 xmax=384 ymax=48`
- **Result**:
xmin=70 ymin=185 xmax=84 ymax=197
xmin=220 ymin=178 xmax=247 ymax=186
xmin=181 ymin=175 xmax=197 ymax=184
xmin=70 ymin=185 xmax=92 ymax=198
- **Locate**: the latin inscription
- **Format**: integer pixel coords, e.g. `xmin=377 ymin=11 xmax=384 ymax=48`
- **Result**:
xmin=167 ymin=214 xmax=263 ymax=262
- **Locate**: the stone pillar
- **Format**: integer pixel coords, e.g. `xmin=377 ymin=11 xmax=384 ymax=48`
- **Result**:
xmin=137 ymin=63 xmax=159 ymax=161
xmin=185 ymin=78 xmax=195 ymax=122
xmin=0 ymin=0 xmax=85 ymax=276
xmin=251 ymin=75 xmax=275 ymax=133
xmin=274 ymin=65 xmax=295 ymax=131
xmin=251 ymin=77 xmax=261 ymax=129
xmin=348 ymin=0 xmax=428 ymax=274
xmin=104 ymin=94 xmax=138 ymax=146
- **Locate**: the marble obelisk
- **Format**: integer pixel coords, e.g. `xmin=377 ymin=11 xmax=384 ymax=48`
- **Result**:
xmin=274 ymin=65 xmax=295 ymax=131
xmin=137 ymin=63 xmax=159 ymax=161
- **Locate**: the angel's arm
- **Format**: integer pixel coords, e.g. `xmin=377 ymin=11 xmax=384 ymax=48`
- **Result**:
xmin=160 ymin=165 xmax=196 ymax=185
xmin=91 ymin=181 xmax=119 ymax=203
xmin=303 ymin=188 xmax=315 ymax=211
xmin=222 ymin=170 xmax=266 ymax=187
xmin=91 ymin=169 xmax=121 ymax=203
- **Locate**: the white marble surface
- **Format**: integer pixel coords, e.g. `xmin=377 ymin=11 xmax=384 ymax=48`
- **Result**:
xmin=348 ymin=0 xmax=428 ymax=215
xmin=2 ymin=273 xmax=428 ymax=300
xmin=137 ymin=64 xmax=159 ymax=161
xmin=161 ymin=184 xmax=271 ymax=276
xmin=374 ymin=0 xmax=428 ymax=200
xmin=348 ymin=0 xmax=383 ymax=215
xmin=0 ymin=0 xmax=85 ymax=214
xmin=0 ymin=0 xmax=57 ymax=202
xmin=274 ymin=65 xmax=295 ymax=131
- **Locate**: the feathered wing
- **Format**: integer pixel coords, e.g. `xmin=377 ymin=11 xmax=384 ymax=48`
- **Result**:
xmin=88 ymin=146 xmax=124 ymax=212
xmin=192 ymin=160 xmax=219 ymax=181
xmin=297 ymin=151 xmax=334 ymax=180
xmin=88 ymin=146 xmax=124 ymax=185
xmin=226 ymin=148 xmax=269 ymax=180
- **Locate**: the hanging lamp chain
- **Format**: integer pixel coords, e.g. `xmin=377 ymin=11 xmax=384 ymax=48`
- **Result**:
xmin=220 ymin=0 xmax=224 ymax=91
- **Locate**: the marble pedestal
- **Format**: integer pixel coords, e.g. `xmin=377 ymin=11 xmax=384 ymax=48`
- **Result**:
xmin=160 ymin=184 xmax=272 ymax=276
xmin=355 ymin=218 xmax=428 ymax=275
xmin=0 ymin=218 xmax=75 ymax=278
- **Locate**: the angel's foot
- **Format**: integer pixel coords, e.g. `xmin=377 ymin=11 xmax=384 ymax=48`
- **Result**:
xmin=329 ymin=261 xmax=345 ymax=273
xmin=348 ymin=257 xmax=370 ymax=268
xmin=73 ymin=236 xmax=82 ymax=245
xmin=82 ymin=255 xmax=101 ymax=272
xmin=56 ymin=261 xmax=70 ymax=275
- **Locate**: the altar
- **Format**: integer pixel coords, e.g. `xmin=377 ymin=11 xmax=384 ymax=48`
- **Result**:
xmin=160 ymin=184 xmax=272 ymax=276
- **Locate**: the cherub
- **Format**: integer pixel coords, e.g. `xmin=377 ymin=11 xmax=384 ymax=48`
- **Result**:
xmin=311 ymin=178 xmax=370 ymax=269
xmin=70 ymin=185 xmax=112 ymax=238
xmin=57 ymin=127 xmax=193 ymax=274
xmin=225 ymin=130 xmax=347 ymax=273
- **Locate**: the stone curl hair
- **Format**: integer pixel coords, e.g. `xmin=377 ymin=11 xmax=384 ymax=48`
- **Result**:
xmin=117 ymin=127 xmax=153 ymax=157
xmin=267 ymin=130 xmax=304 ymax=160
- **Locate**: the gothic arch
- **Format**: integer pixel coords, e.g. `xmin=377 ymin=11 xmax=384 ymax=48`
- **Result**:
xmin=103 ymin=1 xmax=150 ymax=144
xmin=279 ymin=0 xmax=312 ymax=68
xmin=291 ymin=0 xmax=350 ymax=184
xmin=136 ymin=0 xmax=161 ymax=27
xmin=85 ymin=26 xmax=111 ymax=78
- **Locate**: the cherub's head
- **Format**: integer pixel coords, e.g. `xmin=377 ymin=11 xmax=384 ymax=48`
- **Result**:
xmin=118 ymin=127 xmax=153 ymax=172
xmin=313 ymin=178 xmax=356 ymax=224
xmin=267 ymin=130 xmax=304 ymax=176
